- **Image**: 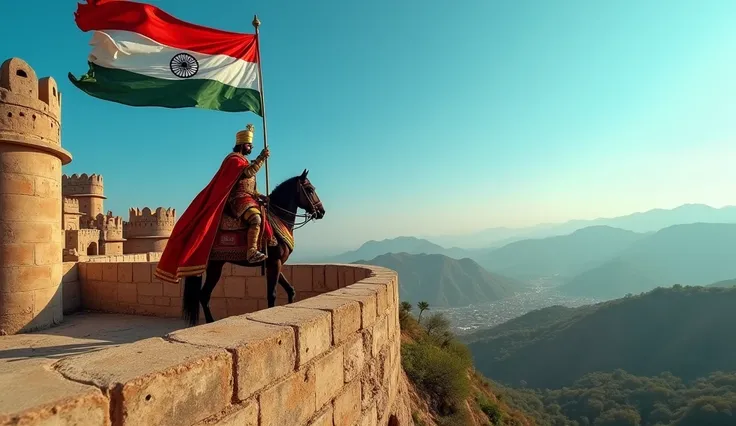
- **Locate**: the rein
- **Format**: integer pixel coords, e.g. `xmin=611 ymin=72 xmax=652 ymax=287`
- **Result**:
xmin=267 ymin=180 xmax=319 ymax=231
xmin=269 ymin=203 xmax=313 ymax=230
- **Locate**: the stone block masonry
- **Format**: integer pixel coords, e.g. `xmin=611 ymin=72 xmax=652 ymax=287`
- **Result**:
xmin=0 ymin=264 xmax=408 ymax=426
xmin=76 ymin=263 xmax=373 ymax=321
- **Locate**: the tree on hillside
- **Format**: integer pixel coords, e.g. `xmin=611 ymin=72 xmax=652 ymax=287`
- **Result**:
xmin=417 ymin=301 xmax=430 ymax=323
xmin=399 ymin=301 xmax=414 ymax=328
xmin=424 ymin=312 xmax=452 ymax=345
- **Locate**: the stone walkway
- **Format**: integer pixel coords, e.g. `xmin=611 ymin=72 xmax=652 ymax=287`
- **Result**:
xmin=0 ymin=312 xmax=187 ymax=419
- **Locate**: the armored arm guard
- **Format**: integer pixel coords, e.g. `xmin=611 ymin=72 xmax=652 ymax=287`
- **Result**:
xmin=242 ymin=151 xmax=267 ymax=179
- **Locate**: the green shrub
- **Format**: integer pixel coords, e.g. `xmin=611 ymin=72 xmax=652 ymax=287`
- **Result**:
xmin=402 ymin=340 xmax=471 ymax=415
xmin=477 ymin=394 xmax=505 ymax=424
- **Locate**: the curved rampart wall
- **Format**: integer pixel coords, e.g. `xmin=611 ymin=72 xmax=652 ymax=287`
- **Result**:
xmin=76 ymin=263 xmax=371 ymax=319
xmin=6 ymin=263 xmax=408 ymax=426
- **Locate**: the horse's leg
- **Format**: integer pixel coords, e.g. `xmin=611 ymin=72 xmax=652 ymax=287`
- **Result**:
xmin=266 ymin=259 xmax=281 ymax=308
xmin=201 ymin=261 xmax=224 ymax=323
xmin=278 ymin=272 xmax=296 ymax=304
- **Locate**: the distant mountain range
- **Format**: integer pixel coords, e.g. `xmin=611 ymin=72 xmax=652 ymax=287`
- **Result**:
xmin=353 ymin=252 xmax=526 ymax=307
xmin=558 ymin=223 xmax=736 ymax=299
xmin=464 ymin=285 xmax=736 ymax=389
xmin=425 ymin=203 xmax=736 ymax=249
xmin=472 ymin=226 xmax=647 ymax=281
xmin=327 ymin=236 xmax=469 ymax=264
xmin=312 ymin=204 xmax=736 ymax=302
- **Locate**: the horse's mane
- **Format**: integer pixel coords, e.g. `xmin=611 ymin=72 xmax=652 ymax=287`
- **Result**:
xmin=269 ymin=175 xmax=300 ymax=206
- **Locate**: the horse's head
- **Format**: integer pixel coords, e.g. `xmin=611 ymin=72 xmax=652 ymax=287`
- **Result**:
xmin=296 ymin=169 xmax=325 ymax=219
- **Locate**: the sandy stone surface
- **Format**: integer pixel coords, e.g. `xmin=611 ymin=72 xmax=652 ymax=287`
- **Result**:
xmin=0 ymin=312 xmax=186 ymax=423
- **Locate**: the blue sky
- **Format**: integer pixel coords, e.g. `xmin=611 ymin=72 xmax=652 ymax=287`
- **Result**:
xmin=2 ymin=0 xmax=735 ymax=254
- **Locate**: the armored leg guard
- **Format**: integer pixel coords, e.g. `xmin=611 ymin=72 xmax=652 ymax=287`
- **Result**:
xmin=245 ymin=213 xmax=267 ymax=263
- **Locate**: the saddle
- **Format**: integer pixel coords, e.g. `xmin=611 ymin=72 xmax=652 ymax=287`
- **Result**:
xmin=211 ymin=205 xmax=278 ymax=262
xmin=219 ymin=208 xmax=248 ymax=231
xmin=211 ymin=208 xmax=252 ymax=261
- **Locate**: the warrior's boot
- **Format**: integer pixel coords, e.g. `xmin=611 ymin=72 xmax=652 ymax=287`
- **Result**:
xmin=246 ymin=214 xmax=267 ymax=263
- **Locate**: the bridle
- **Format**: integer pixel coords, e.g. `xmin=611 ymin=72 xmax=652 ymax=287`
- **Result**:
xmin=268 ymin=179 xmax=322 ymax=230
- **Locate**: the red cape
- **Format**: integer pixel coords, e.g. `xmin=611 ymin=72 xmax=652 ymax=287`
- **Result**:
xmin=154 ymin=153 xmax=248 ymax=283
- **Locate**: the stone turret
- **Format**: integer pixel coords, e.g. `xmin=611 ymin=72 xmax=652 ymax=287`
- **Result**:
xmin=95 ymin=211 xmax=125 ymax=255
xmin=62 ymin=197 xmax=82 ymax=230
xmin=62 ymin=173 xmax=106 ymax=220
xmin=123 ymin=207 xmax=177 ymax=254
xmin=0 ymin=57 xmax=72 ymax=334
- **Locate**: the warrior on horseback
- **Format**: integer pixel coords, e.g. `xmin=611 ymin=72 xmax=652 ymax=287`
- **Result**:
xmin=229 ymin=124 xmax=271 ymax=263
xmin=154 ymin=123 xmax=326 ymax=326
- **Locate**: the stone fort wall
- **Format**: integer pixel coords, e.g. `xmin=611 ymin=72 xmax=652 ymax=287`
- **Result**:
xmin=1 ymin=56 xmax=410 ymax=425
xmin=10 ymin=262 xmax=410 ymax=426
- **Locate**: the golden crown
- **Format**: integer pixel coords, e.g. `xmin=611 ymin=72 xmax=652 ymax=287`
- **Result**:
xmin=235 ymin=124 xmax=255 ymax=145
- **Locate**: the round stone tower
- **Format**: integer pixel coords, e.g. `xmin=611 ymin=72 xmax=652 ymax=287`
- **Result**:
xmin=0 ymin=58 xmax=72 ymax=335
xmin=62 ymin=173 xmax=106 ymax=220
xmin=123 ymin=207 xmax=176 ymax=254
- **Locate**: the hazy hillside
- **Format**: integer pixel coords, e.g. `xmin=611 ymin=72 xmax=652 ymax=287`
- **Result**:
xmin=327 ymin=236 xmax=469 ymax=263
xmin=466 ymin=285 xmax=736 ymax=389
xmin=560 ymin=223 xmax=736 ymax=299
xmin=426 ymin=204 xmax=736 ymax=249
xmin=473 ymin=226 xmax=647 ymax=281
xmin=354 ymin=253 xmax=525 ymax=307
xmin=708 ymin=278 xmax=736 ymax=288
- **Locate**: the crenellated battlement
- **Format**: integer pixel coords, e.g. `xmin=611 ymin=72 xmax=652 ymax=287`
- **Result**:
xmin=0 ymin=58 xmax=63 ymax=150
xmin=63 ymin=197 xmax=80 ymax=214
xmin=128 ymin=207 xmax=176 ymax=221
xmin=62 ymin=173 xmax=104 ymax=197
xmin=95 ymin=212 xmax=124 ymax=241
xmin=124 ymin=207 xmax=176 ymax=239
xmin=94 ymin=211 xmax=123 ymax=229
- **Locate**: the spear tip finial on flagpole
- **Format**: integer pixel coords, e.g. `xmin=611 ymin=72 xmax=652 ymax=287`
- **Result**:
xmin=252 ymin=15 xmax=260 ymax=30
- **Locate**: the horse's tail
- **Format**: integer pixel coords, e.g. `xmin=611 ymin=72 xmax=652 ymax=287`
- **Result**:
xmin=182 ymin=275 xmax=202 ymax=327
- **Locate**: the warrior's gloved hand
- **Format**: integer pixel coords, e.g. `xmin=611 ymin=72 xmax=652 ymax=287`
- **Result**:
xmin=260 ymin=147 xmax=270 ymax=159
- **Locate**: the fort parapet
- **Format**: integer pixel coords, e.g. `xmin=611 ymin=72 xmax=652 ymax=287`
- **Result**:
xmin=0 ymin=58 xmax=63 ymax=147
xmin=0 ymin=263 xmax=410 ymax=426
xmin=62 ymin=173 xmax=104 ymax=197
xmin=124 ymin=207 xmax=176 ymax=254
xmin=124 ymin=207 xmax=176 ymax=237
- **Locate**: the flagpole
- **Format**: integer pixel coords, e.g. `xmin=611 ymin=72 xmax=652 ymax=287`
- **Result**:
xmin=252 ymin=15 xmax=269 ymax=198
xmin=252 ymin=15 xmax=270 ymax=267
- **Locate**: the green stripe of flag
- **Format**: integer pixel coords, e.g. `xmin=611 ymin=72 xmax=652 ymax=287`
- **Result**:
xmin=68 ymin=63 xmax=262 ymax=115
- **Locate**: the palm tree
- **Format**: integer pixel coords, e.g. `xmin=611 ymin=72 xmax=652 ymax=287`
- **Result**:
xmin=417 ymin=301 xmax=430 ymax=323
xmin=400 ymin=301 xmax=413 ymax=314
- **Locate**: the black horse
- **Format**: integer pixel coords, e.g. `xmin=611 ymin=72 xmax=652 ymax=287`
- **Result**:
xmin=181 ymin=169 xmax=325 ymax=326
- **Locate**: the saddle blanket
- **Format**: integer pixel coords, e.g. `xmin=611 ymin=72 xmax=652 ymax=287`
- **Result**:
xmin=209 ymin=231 xmax=250 ymax=261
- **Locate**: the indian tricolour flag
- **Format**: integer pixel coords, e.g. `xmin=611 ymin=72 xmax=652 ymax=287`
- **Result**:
xmin=68 ymin=0 xmax=262 ymax=115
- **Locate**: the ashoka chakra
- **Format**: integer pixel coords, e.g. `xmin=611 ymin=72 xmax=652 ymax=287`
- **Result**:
xmin=170 ymin=53 xmax=199 ymax=78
